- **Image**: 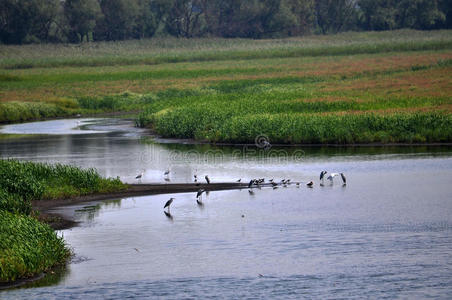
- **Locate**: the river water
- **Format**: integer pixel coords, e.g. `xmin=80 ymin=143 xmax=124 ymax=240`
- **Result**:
xmin=1 ymin=118 xmax=451 ymax=299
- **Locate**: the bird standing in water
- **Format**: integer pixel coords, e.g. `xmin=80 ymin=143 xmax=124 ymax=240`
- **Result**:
xmin=205 ymin=175 xmax=210 ymax=184
xmin=164 ymin=197 xmax=174 ymax=212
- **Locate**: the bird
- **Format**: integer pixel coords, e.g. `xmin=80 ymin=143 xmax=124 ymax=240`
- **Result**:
xmin=135 ymin=170 xmax=144 ymax=180
xmin=237 ymin=178 xmax=241 ymax=183
xmin=320 ymin=171 xmax=327 ymax=181
xmin=327 ymin=173 xmax=339 ymax=183
xmin=340 ymin=173 xmax=346 ymax=185
xmin=164 ymin=197 xmax=174 ymax=212
xmin=164 ymin=169 xmax=170 ymax=176
xmin=269 ymin=179 xmax=274 ymax=183
xmin=296 ymin=182 xmax=300 ymax=187
xmin=194 ymin=174 xmax=198 ymax=182
xmin=196 ymin=189 xmax=205 ymax=199
xmin=205 ymin=175 xmax=210 ymax=184
xmin=306 ymin=181 xmax=314 ymax=187
xmin=248 ymin=179 xmax=254 ymax=188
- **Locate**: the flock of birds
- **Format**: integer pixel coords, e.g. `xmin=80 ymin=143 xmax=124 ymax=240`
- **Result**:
xmin=154 ymin=170 xmax=347 ymax=217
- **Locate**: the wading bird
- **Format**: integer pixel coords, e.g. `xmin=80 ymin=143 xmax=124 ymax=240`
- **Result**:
xmin=164 ymin=197 xmax=174 ymax=212
xmin=307 ymin=181 xmax=314 ymax=187
xmin=135 ymin=170 xmax=144 ymax=180
xmin=248 ymin=179 xmax=254 ymax=188
xmin=196 ymin=189 xmax=206 ymax=199
xmin=340 ymin=173 xmax=346 ymax=185
xmin=164 ymin=169 xmax=170 ymax=176
xmin=205 ymin=175 xmax=210 ymax=184
xmin=320 ymin=171 xmax=327 ymax=182
xmin=327 ymin=173 xmax=339 ymax=183
xmin=194 ymin=174 xmax=198 ymax=182
xmin=237 ymin=179 xmax=241 ymax=183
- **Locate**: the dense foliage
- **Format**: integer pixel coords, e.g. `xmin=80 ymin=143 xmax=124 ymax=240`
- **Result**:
xmin=0 ymin=210 xmax=69 ymax=282
xmin=0 ymin=159 xmax=126 ymax=282
xmin=1 ymin=0 xmax=451 ymax=44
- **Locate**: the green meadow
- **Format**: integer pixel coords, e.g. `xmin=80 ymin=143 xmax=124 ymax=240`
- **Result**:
xmin=1 ymin=29 xmax=452 ymax=143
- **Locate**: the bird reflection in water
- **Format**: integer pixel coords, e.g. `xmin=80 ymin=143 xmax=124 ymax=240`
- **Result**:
xmin=164 ymin=211 xmax=173 ymax=221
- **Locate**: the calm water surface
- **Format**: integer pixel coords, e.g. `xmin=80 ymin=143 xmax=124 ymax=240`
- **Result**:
xmin=1 ymin=119 xmax=451 ymax=299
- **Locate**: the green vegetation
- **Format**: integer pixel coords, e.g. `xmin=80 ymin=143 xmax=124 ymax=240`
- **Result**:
xmin=1 ymin=30 xmax=452 ymax=143
xmin=0 ymin=210 xmax=69 ymax=283
xmin=0 ymin=159 xmax=126 ymax=283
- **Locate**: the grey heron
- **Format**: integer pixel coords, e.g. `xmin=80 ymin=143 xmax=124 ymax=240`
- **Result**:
xmin=205 ymin=175 xmax=210 ymax=184
xmin=164 ymin=197 xmax=174 ymax=212
xmin=340 ymin=173 xmax=346 ymax=185
xmin=248 ymin=179 xmax=254 ymax=188
xmin=164 ymin=169 xmax=170 ymax=176
xmin=320 ymin=171 xmax=327 ymax=182
xmin=237 ymin=179 xmax=241 ymax=183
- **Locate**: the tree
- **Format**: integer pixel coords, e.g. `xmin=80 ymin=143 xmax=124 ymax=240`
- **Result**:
xmin=64 ymin=0 xmax=101 ymax=43
xmin=315 ymin=0 xmax=358 ymax=34
xmin=95 ymin=0 xmax=140 ymax=41
xmin=0 ymin=0 xmax=60 ymax=44
xmin=165 ymin=0 xmax=205 ymax=38
xmin=396 ymin=0 xmax=445 ymax=29
xmin=358 ymin=0 xmax=398 ymax=30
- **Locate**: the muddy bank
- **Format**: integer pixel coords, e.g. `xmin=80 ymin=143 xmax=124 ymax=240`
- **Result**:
xmin=33 ymin=182 xmax=265 ymax=229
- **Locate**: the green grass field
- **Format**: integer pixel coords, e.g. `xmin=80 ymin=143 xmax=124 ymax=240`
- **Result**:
xmin=1 ymin=29 xmax=452 ymax=143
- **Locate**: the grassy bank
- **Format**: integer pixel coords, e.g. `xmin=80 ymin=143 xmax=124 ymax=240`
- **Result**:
xmin=1 ymin=30 xmax=452 ymax=143
xmin=0 ymin=159 xmax=126 ymax=283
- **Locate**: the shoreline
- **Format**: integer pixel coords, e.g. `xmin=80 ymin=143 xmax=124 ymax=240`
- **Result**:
xmin=33 ymin=182 xmax=257 ymax=230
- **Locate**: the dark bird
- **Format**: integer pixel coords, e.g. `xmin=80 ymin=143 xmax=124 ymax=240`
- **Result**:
xmin=164 ymin=169 xmax=170 ymax=176
xmin=269 ymin=179 xmax=274 ymax=183
xmin=194 ymin=174 xmax=198 ymax=182
xmin=340 ymin=173 xmax=346 ymax=185
xmin=135 ymin=170 xmax=144 ymax=179
xmin=196 ymin=189 xmax=206 ymax=199
xmin=248 ymin=179 xmax=254 ymax=188
xmin=205 ymin=175 xmax=210 ymax=184
xmin=271 ymin=182 xmax=278 ymax=187
xmin=306 ymin=181 xmax=314 ymax=187
xmin=164 ymin=197 xmax=174 ymax=211
xmin=237 ymin=178 xmax=241 ymax=183
xmin=320 ymin=171 xmax=327 ymax=181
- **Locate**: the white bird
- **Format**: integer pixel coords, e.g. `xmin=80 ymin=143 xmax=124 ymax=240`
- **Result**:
xmin=327 ymin=173 xmax=339 ymax=181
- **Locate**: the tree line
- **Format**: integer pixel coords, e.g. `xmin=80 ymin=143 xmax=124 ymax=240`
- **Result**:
xmin=1 ymin=0 xmax=451 ymax=44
